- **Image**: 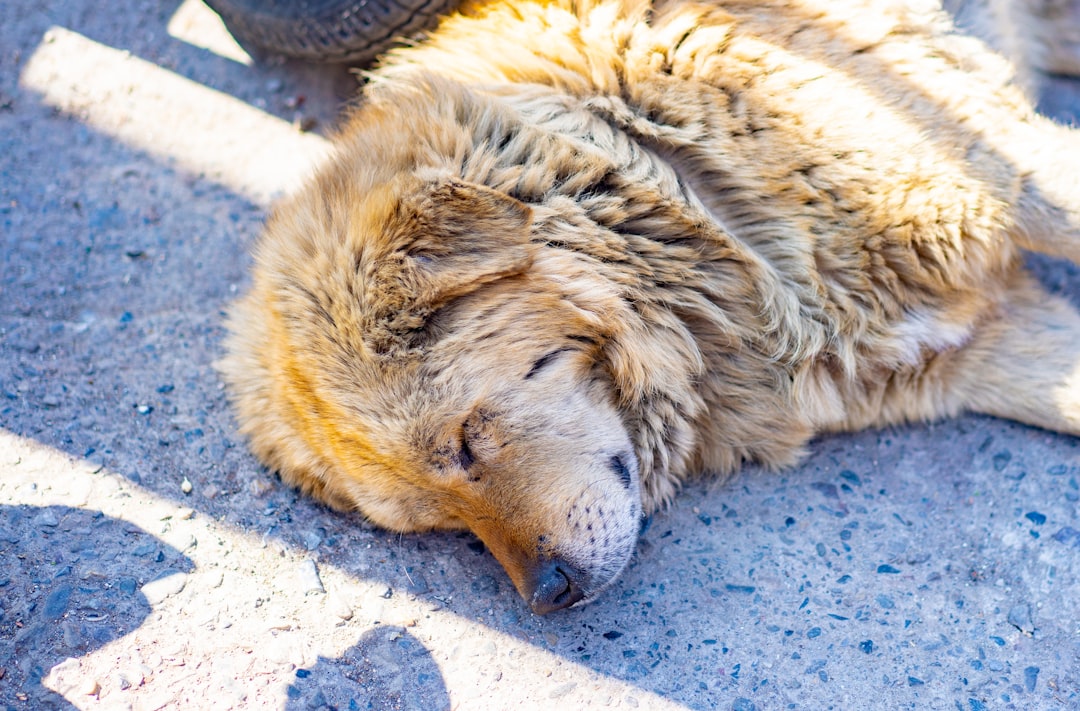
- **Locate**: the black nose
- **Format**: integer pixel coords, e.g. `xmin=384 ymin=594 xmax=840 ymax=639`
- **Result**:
xmin=529 ymin=559 xmax=586 ymax=615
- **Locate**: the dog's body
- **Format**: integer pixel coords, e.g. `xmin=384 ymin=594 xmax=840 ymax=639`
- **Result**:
xmin=221 ymin=0 xmax=1080 ymax=613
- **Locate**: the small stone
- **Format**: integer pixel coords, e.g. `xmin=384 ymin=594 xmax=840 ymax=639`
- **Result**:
xmin=549 ymin=681 xmax=577 ymax=698
xmin=61 ymin=620 xmax=84 ymax=648
xmin=44 ymin=657 xmax=80 ymax=689
xmin=174 ymin=507 xmax=195 ymax=520
xmin=80 ymin=678 xmax=101 ymax=697
xmin=1007 ymin=603 xmax=1034 ymax=634
xmin=405 ymin=570 xmax=430 ymax=596
xmin=1052 ymin=527 xmax=1080 ymax=548
xmin=117 ymin=666 xmax=146 ymax=690
xmin=1024 ymin=666 xmax=1039 ymax=692
xmin=732 ymin=699 xmax=757 ymax=711
xmin=37 ymin=510 xmax=60 ymax=527
xmin=471 ymin=575 xmax=500 ymax=596
xmin=301 ymin=530 xmax=322 ymax=551
xmin=810 ymin=482 xmax=839 ymax=499
xmin=180 ymin=477 xmax=193 ymax=495
xmin=44 ymin=585 xmax=72 ymax=620
xmin=249 ymin=478 xmax=274 ymax=497
xmin=141 ymin=571 xmax=188 ymax=605
xmin=327 ymin=594 xmax=353 ymax=620
xmin=293 ymin=115 xmax=317 ymax=132
xmin=297 ymin=560 xmax=324 ymax=595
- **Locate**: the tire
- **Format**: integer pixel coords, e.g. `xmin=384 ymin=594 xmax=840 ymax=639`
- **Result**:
xmin=203 ymin=0 xmax=461 ymax=65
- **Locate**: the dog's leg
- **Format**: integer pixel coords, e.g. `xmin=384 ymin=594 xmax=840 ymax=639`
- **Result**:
xmin=943 ymin=270 xmax=1080 ymax=435
xmin=1002 ymin=116 xmax=1080 ymax=266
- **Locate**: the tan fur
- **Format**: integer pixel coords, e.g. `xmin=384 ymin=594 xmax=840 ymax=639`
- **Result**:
xmin=220 ymin=0 xmax=1080 ymax=612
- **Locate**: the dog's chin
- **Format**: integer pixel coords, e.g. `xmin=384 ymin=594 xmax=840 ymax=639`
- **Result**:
xmin=572 ymin=540 xmax=637 ymax=609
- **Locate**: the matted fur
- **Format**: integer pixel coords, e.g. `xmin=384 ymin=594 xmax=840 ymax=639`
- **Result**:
xmin=220 ymin=0 xmax=1080 ymax=612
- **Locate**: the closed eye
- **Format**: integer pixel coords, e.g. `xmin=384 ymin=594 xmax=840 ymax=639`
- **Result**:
xmin=457 ymin=436 xmax=476 ymax=471
xmin=524 ymin=348 xmax=572 ymax=380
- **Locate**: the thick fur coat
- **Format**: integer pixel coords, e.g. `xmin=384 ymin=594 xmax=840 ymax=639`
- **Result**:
xmin=220 ymin=0 xmax=1080 ymax=613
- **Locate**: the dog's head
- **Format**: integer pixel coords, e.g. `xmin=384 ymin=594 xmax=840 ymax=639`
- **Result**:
xmin=222 ymin=157 xmax=645 ymax=613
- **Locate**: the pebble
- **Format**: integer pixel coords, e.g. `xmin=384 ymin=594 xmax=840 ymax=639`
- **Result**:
xmin=141 ymin=571 xmax=188 ymax=605
xmin=549 ymin=681 xmax=577 ymax=698
xmin=471 ymin=575 xmax=500 ymax=596
xmin=249 ymin=478 xmax=274 ymax=497
xmin=327 ymin=593 xmax=353 ymax=620
xmin=44 ymin=584 xmax=72 ymax=619
xmin=117 ymin=665 xmax=150 ymax=689
xmin=1007 ymin=603 xmax=1034 ymax=634
xmin=297 ymin=559 xmax=324 ymax=595
xmin=1052 ymin=527 xmax=1080 ymax=548
xmin=1024 ymin=665 xmax=1040 ymax=692
xmin=180 ymin=477 xmax=193 ymax=495
xmin=301 ymin=530 xmax=322 ymax=551
xmin=405 ymin=569 xmax=430 ymax=596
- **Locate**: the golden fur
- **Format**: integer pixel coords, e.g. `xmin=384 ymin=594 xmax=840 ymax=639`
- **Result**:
xmin=220 ymin=0 xmax=1080 ymax=613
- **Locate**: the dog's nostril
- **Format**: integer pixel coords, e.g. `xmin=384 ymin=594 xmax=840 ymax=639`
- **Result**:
xmin=530 ymin=559 xmax=586 ymax=615
xmin=609 ymin=454 xmax=633 ymax=489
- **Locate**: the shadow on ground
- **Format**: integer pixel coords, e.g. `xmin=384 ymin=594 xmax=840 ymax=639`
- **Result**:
xmin=0 ymin=505 xmax=194 ymax=709
xmin=286 ymin=626 xmax=451 ymax=711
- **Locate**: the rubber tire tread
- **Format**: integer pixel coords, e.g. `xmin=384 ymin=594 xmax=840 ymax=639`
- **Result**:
xmin=203 ymin=0 xmax=460 ymax=64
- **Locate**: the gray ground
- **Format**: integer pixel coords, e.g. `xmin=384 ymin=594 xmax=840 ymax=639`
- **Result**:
xmin=1 ymin=1 xmax=1079 ymax=709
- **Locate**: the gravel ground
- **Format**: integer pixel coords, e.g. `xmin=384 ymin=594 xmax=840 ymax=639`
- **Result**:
xmin=1 ymin=1 xmax=1079 ymax=709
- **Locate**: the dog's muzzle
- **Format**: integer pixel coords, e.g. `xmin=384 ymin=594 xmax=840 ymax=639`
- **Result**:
xmin=525 ymin=557 xmax=587 ymax=614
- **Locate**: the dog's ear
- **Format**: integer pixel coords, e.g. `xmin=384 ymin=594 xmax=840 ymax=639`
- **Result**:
xmin=364 ymin=178 xmax=535 ymax=354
